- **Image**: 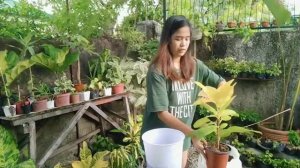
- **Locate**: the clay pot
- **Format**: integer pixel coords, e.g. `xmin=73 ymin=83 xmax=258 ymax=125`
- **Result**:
xmin=32 ymin=99 xmax=48 ymax=112
xmin=261 ymin=21 xmax=270 ymax=28
xmin=15 ymin=101 xmax=23 ymax=115
xmin=250 ymin=22 xmax=257 ymax=28
xmin=55 ymin=93 xmax=71 ymax=107
xmin=227 ymin=21 xmax=237 ymax=28
xmin=70 ymin=93 xmax=80 ymax=104
xmin=206 ymin=145 xmax=229 ymax=168
xmin=258 ymin=122 xmax=289 ymax=143
xmin=112 ymin=83 xmax=125 ymax=94
xmin=238 ymin=21 xmax=245 ymax=28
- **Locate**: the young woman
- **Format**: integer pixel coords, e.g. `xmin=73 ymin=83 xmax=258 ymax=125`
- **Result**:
xmin=141 ymin=15 xmax=225 ymax=167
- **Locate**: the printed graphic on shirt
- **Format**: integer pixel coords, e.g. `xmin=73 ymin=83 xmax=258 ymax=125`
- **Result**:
xmin=170 ymin=79 xmax=195 ymax=119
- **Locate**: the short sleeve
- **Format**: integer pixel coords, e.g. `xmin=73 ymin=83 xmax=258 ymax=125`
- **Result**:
xmin=197 ymin=60 xmax=224 ymax=87
xmin=146 ymin=68 xmax=169 ymax=112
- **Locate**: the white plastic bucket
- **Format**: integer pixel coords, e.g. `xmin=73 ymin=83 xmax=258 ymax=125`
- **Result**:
xmin=142 ymin=128 xmax=185 ymax=168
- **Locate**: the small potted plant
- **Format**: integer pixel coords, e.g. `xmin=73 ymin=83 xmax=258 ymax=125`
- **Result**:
xmin=88 ymin=78 xmax=103 ymax=99
xmin=191 ymin=80 xmax=260 ymax=168
xmin=102 ymin=81 xmax=112 ymax=96
xmin=261 ymin=20 xmax=270 ymax=28
xmin=54 ymin=73 xmax=74 ymax=107
xmin=32 ymin=82 xmax=51 ymax=112
xmin=227 ymin=20 xmax=237 ymax=28
xmin=249 ymin=21 xmax=257 ymax=28
xmin=106 ymin=57 xmax=125 ymax=94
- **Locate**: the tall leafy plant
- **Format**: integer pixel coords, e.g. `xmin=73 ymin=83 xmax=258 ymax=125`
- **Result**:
xmin=31 ymin=44 xmax=79 ymax=75
xmin=192 ymin=80 xmax=260 ymax=150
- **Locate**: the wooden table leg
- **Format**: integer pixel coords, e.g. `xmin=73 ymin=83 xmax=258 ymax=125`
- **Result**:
xmin=29 ymin=121 xmax=36 ymax=162
xmin=122 ymin=96 xmax=131 ymax=121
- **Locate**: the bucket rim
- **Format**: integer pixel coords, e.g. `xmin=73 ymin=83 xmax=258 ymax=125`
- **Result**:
xmin=142 ymin=128 xmax=185 ymax=146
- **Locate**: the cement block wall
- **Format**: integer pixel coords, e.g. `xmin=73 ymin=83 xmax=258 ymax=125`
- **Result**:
xmin=201 ymin=30 xmax=300 ymax=128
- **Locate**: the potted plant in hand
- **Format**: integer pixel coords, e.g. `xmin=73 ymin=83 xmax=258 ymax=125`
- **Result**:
xmin=191 ymin=79 xmax=260 ymax=168
xmin=53 ymin=73 xmax=75 ymax=107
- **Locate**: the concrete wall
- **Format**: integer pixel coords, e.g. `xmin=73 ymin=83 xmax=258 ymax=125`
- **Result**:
xmin=199 ymin=30 xmax=300 ymax=128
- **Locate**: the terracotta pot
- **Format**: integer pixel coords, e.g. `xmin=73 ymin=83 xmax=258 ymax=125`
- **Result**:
xmin=70 ymin=93 xmax=80 ymax=104
xmin=112 ymin=83 xmax=125 ymax=94
xmin=238 ymin=21 xmax=245 ymax=28
xmin=261 ymin=21 xmax=270 ymax=28
xmin=227 ymin=21 xmax=236 ymax=28
xmin=206 ymin=146 xmax=229 ymax=168
xmin=32 ymin=99 xmax=48 ymax=112
xmin=55 ymin=93 xmax=71 ymax=107
xmin=74 ymin=83 xmax=85 ymax=92
xmin=15 ymin=101 xmax=23 ymax=115
xmin=250 ymin=22 xmax=257 ymax=28
xmin=258 ymin=122 xmax=289 ymax=143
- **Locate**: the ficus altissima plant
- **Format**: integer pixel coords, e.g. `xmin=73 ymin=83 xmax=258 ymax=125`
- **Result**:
xmin=191 ymin=79 xmax=260 ymax=151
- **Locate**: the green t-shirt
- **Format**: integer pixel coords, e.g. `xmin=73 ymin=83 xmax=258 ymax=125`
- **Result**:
xmin=141 ymin=59 xmax=224 ymax=150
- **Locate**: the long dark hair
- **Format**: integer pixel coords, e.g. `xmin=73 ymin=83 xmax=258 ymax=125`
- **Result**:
xmin=151 ymin=15 xmax=195 ymax=82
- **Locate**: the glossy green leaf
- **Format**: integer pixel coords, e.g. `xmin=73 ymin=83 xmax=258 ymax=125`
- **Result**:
xmin=263 ymin=0 xmax=291 ymax=26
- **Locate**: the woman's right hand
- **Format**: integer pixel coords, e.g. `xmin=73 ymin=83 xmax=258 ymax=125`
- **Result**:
xmin=192 ymin=137 xmax=207 ymax=157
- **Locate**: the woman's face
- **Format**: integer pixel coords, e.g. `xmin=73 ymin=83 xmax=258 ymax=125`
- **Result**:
xmin=169 ymin=26 xmax=191 ymax=58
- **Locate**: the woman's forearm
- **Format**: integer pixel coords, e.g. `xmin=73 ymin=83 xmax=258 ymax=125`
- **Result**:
xmin=157 ymin=111 xmax=193 ymax=135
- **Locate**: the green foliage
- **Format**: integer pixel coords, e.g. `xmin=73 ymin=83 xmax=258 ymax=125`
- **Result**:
xmin=49 ymin=0 xmax=125 ymax=38
xmin=263 ymin=0 xmax=291 ymax=26
xmin=237 ymin=109 xmax=262 ymax=125
xmin=105 ymin=57 xmax=124 ymax=86
xmin=233 ymin=28 xmax=254 ymax=43
xmin=88 ymin=49 xmax=113 ymax=82
xmin=0 ymin=0 xmax=51 ymax=38
xmin=109 ymin=115 xmax=144 ymax=167
xmin=192 ymin=80 xmax=260 ymax=151
xmin=71 ymin=141 xmax=109 ymax=168
xmin=32 ymin=82 xmax=52 ymax=100
xmin=288 ymin=130 xmax=300 ymax=146
xmin=118 ymin=27 xmax=146 ymax=53
xmin=137 ymin=39 xmax=159 ymax=61
xmin=88 ymin=78 xmax=103 ymax=91
xmin=31 ymin=44 xmax=79 ymax=73
xmin=0 ymin=125 xmax=35 ymax=168
xmin=54 ymin=73 xmax=75 ymax=94
xmin=120 ymin=58 xmax=149 ymax=110
xmin=92 ymin=135 xmax=118 ymax=153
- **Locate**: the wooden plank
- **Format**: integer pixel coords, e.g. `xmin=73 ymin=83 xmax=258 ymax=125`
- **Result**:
xmin=85 ymin=111 xmax=100 ymax=122
xmin=8 ymin=106 xmax=82 ymax=126
xmin=123 ymin=96 xmax=131 ymax=121
xmin=29 ymin=121 xmax=36 ymax=162
xmin=49 ymin=128 xmax=101 ymax=159
xmin=0 ymin=92 xmax=129 ymax=126
xmin=89 ymin=104 xmax=121 ymax=129
xmin=101 ymin=107 xmax=126 ymax=120
xmin=37 ymin=103 xmax=91 ymax=168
